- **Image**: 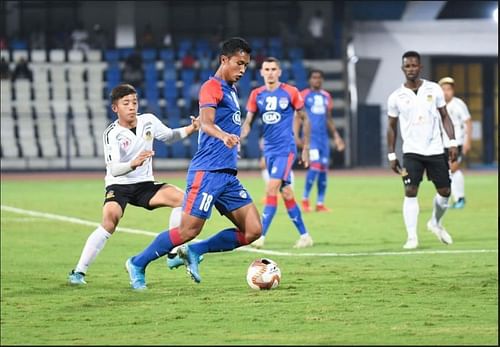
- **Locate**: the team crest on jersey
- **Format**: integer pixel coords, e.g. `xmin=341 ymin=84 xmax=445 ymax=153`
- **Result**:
xmin=144 ymin=130 xmax=153 ymax=141
xmin=279 ymin=97 xmax=289 ymax=109
xmin=426 ymin=95 xmax=433 ymax=102
xmin=232 ymin=111 xmax=241 ymax=125
xmin=239 ymin=190 xmax=248 ymax=199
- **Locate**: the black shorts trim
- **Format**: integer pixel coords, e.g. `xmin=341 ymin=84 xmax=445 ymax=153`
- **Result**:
xmin=104 ymin=181 xmax=166 ymax=211
xmin=402 ymin=153 xmax=450 ymax=189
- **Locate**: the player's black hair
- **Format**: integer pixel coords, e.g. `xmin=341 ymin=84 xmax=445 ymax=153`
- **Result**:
xmin=220 ymin=37 xmax=252 ymax=57
xmin=260 ymin=56 xmax=281 ymax=69
xmin=110 ymin=84 xmax=137 ymax=104
xmin=402 ymin=51 xmax=421 ymax=63
xmin=308 ymin=69 xmax=324 ymax=79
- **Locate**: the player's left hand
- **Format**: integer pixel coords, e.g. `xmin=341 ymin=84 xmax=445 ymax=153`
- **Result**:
xmin=448 ymin=146 xmax=458 ymax=162
xmin=190 ymin=115 xmax=201 ymax=131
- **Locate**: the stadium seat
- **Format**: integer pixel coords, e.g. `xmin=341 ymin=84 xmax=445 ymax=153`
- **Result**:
xmin=0 ymin=101 xmax=19 ymax=158
xmin=49 ymin=49 xmax=66 ymax=63
xmin=0 ymin=49 xmax=10 ymax=62
xmin=14 ymin=104 xmax=40 ymax=158
xmin=142 ymin=49 xmax=157 ymax=62
xmin=68 ymin=50 xmax=85 ymax=62
xmin=30 ymin=50 xmax=47 ymax=63
xmin=12 ymin=49 xmax=29 ymax=62
xmin=86 ymin=49 xmax=103 ymax=62
xmin=104 ymin=50 xmax=120 ymax=63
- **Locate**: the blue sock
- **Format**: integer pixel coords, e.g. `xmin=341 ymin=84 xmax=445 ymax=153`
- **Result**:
xmin=261 ymin=195 xmax=278 ymax=237
xmin=284 ymin=198 xmax=307 ymax=235
xmin=317 ymin=171 xmax=328 ymax=205
xmin=303 ymin=169 xmax=318 ymax=200
xmin=132 ymin=228 xmax=179 ymax=268
xmin=189 ymin=228 xmax=246 ymax=255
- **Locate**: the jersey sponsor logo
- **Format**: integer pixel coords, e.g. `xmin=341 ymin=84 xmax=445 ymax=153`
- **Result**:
xmin=311 ymin=95 xmax=326 ymax=114
xmin=232 ymin=110 xmax=241 ymax=125
xmin=262 ymin=111 xmax=281 ymax=124
xmin=239 ymin=190 xmax=248 ymax=199
xmin=279 ymin=97 xmax=289 ymax=109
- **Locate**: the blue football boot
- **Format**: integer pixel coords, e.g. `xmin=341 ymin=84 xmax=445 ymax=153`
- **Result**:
xmin=166 ymin=251 xmax=204 ymax=270
xmin=451 ymin=198 xmax=465 ymax=209
xmin=68 ymin=270 xmax=87 ymax=285
xmin=177 ymin=245 xmax=202 ymax=283
xmin=125 ymin=257 xmax=147 ymax=290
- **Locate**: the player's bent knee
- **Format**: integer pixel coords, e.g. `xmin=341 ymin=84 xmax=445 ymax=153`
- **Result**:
xmin=438 ymin=187 xmax=451 ymax=197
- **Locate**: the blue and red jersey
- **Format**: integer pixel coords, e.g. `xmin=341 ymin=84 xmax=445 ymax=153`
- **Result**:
xmin=189 ymin=76 xmax=242 ymax=172
xmin=300 ymin=88 xmax=333 ymax=150
xmin=246 ymin=83 xmax=304 ymax=157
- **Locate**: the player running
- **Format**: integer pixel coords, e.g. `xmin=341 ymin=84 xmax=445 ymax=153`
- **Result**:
xmin=387 ymin=51 xmax=457 ymax=250
xmin=241 ymin=57 xmax=313 ymax=249
xmin=300 ymin=69 xmax=345 ymax=213
xmin=68 ymin=83 xmax=199 ymax=285
xmin=125 ymin=37 xmax=262 ymax=288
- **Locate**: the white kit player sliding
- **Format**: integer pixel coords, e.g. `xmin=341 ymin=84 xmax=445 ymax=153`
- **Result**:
xmin=68 ymin=83 xmax=200 ymax=285
xmin=387 ymin=51 xmax=458 ymax=250
xmin=438 ymin=76 xmax=472 ymax=209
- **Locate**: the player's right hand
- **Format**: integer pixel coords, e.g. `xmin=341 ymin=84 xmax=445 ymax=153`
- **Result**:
xmin=223 ymin=133 xmax=240 ymax=148
xmin=131 ymin=150 xmax=155 ymax=169
xmin=390 ymin=158 xmax=402 ymax=175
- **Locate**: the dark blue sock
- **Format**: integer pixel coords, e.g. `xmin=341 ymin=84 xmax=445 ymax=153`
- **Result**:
xmin=303 ymin=169 xmax=318 ymax=200
xmin=317 ymin=171 xmax=328 ymax=205
xmin=132 ymin=230 xmax=175 ymax=268
xmin=284 ymin=199 xmax=307 ymax=235
xmin=189 ymin=228 xmax=246 ymax=255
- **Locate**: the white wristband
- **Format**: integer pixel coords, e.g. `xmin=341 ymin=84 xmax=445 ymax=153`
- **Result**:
xmin=387 ymin=153 xmax=397 ymax=161
xmin=449 ymin=139 xmax=458 ymax=147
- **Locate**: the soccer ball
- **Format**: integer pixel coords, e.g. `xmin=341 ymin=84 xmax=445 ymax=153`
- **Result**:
xmin=246 ymin=258 xmax=281 ymax=290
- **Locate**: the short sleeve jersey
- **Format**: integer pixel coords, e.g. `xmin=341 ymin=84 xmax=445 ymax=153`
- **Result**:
xmin=103 ymin=113 xmax=175 ymax=186
xmin=246 ymin=83 xmax=304 ymax=157
xmin=301 ymin=88 xmax=333 ymax=149
xmin=189 ymin=76 xmax=241 ymax=172
xmin=442 ymin=96 xmax=471 ymax=147
xmin=387 ymin=79 xmax=446 ymax=156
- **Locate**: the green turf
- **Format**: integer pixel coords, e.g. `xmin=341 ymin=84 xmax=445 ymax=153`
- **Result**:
xmin=1 ymin=172 xmax=498 ymax=345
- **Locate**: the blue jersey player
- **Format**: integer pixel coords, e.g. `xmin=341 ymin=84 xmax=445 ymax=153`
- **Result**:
xmin=125 ymin=37 xmax=261 ymax=288
xmin=300 ymin=69 xmax=345 ymax=213
xmin=241 ymin=57 xmax=313 ymax=249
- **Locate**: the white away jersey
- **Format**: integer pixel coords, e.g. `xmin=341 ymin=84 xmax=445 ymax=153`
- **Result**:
xmin=387 ymin=79 xmax=446 ymax=156
xmin=441 ymin=96 xmax=471 ymax=147
xmin=103 ymin=113 xmax=175 ymax=186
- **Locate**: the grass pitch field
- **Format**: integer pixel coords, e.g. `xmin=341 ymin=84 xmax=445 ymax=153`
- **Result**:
xmin=1 ymin=170 xmax=498 ymax=345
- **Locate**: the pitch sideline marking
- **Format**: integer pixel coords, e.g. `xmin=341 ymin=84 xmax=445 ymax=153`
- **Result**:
xmin=1 ymin=205 xmax=498 ymax=258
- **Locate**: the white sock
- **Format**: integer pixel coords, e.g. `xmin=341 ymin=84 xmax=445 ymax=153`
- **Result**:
xmin=403 ymin=197 xmax=419 ymax=240
xmin=169 ymin=206 xmax=182 ymax=230
xmin=451 ymin=170 xmax=465 ymax=201
xmin=432 ymin=193 xmax=449 ymax=225
xmin=261 ymin=169 xmax=269 ymax=183
xmin=75 ymin=226 xmax=112 ymax=274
